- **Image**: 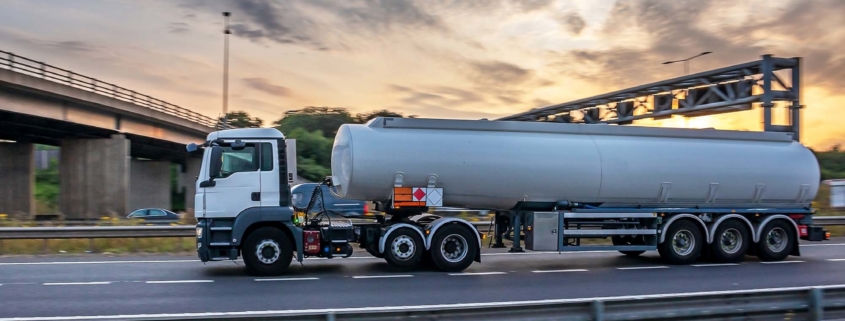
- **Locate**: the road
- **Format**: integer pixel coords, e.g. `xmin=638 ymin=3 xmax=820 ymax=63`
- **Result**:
xmin=1 ymin=240 xmax=845 ymax=320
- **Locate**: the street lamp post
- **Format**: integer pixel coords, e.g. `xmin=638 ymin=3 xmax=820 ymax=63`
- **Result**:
xmin=222 ymin=12 xmax=231 ymax=128
xmin=663 ymin=51 xmax=712 ymax=75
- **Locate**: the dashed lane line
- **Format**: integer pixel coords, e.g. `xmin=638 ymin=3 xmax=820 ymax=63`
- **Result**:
xmin=616 ymin=266 xmax=669 ymax=270
xmin=254 ymin=277 xmax=319 ymax=282
xmin=760 ymin=260 xmax=805 ymax=265
xmin=43 ymin=282 xmax=111 ymax=286
xmin=352 ymin=275 xmax=413 ymax=279
xmin=448 ymin=272 xmax=507 ymax=276
xmin=145 ymin=280 xmax=214 ymax=284
xmin=826 ymin=259 xmax=845 ymax=262
xmin=531 ymin=269 xmax=589 ymax=273
xmin=691 ymin=263 xmax=740 ymax=267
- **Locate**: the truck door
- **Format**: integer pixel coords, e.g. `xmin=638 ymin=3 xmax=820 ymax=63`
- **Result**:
xmin=202 ymin=141 xmax=262 ymax=218
xmin=259 ymin=140 xmax=281 ymax=208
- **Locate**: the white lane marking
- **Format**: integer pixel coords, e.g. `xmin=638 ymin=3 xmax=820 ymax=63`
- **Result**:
xmin=255 ymin=277 xmax=319 ymax=282
xmin=5 ymin=284 xmax=845 ymax=321
xmin=800 ymin=243 xmax=845 ymax=247
xmin=145 ymin=280 xmax=213 ymax=284
xmin=43 ymin=282 xmax=111 ymax=286
xmin=448 ymin=272 xmax=507 ymax=276
xmin=760 ymin=260 xmax=805 ymax=265
xmin=617 ymin=266 xmax=669 ymax=270
xmin=352 ymin=275 xmax=413 ymax=279
xmin=826 ymin=259 xmax=845 ymax=262
xmin=532 ymin=269 xmax=588 ymax=273
xmin=692 ymin=263 xmax=739 ymax=267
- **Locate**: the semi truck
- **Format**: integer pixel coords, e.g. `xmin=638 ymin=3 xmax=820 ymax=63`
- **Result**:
xmin=188 ymin=117 xmax=829 ymax=276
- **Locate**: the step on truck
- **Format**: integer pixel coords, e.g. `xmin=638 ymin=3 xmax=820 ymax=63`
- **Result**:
xmin=188 ymin=118 xmax=829 ymax=276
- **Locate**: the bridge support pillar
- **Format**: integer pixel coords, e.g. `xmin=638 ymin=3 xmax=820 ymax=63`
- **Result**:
xmin=0 ymin=142 xmax=35 ymax=218
xmin=60 ymin=135 xmax=130 ymax=220
xmin=183 ymin=157 xmax=202 ymax=214
xmin=128 ymin=159 xmax=171 ymax=213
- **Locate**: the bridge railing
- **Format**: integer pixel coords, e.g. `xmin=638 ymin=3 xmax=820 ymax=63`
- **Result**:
xmin=0 ymin=49 xmax=228 ymax=129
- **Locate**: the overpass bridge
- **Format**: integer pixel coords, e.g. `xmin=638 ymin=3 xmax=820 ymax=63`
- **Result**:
xmin=0 ymin=49 xmax=228 ymax=219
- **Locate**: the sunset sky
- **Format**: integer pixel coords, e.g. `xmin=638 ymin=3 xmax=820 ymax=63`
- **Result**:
xmin=1 ymin=0 xmax=843 ymax=149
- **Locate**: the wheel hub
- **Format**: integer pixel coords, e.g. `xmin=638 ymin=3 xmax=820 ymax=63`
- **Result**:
xmin=440 ymin=234 xmax=468 ymax=263
xmin=672 ymin=230 xmax=695 ymax=256
xmin=255 ymin=239 xmax=281 ymax=264
xmin=719 ymin=228 xmax=742 ymax=254
xmin=766 ymin=227 xmax=787 ymax=253
xmin=391 ymin=235 xmax=415 ymax=260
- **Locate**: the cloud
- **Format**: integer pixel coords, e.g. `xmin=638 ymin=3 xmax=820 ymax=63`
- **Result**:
xmin=389 ymin=84 xmax=486 ymax=107
xmin=243 ymin=77 xmax=292 ymax=97
xmin=559 ymin=12 xmax=586 ymax=36
xmin=531 ymin=98 xmax=552 ymax=107
xmin=466 ymin=60 xmax=535 ymax=86
xmin=169 ymin=22 xmax=190 ymax=34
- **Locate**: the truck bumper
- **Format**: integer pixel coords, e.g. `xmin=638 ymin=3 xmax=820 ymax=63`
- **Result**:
xmin=799 ymin=225 xmax=829 ymax=241
xmin=196 ymin=220 xmax=210 ymax=262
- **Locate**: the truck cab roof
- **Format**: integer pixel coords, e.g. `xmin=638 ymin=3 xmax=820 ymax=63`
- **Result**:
xmin=206 ymin=128 xmax=285 ymax=141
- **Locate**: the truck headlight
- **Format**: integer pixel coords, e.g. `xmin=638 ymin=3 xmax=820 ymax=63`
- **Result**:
xmin=196 ymin=227 xmax=203 ymax=238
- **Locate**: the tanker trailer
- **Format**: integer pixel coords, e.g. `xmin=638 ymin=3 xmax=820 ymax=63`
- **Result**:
xmin=331 ymin=117 xmax=828 ymax=265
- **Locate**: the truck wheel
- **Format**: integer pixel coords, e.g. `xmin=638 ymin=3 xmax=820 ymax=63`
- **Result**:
xmin=242 ymin=227 xmax=293 ymax=276
xmin=365 ymin=241 xmax=383 ymax=258
xmin=612 ymin=235 xmax=646 ymax=257
xmin=658 ymin=219 xmax=703 ymax=265
xmin=429 ymin=224 xmax=478 ymax=272
xmin=383 ymin=227 xmax=423 ymax=270
xmin=756 ymin=220 xmax=795 ymax=262
xmin=709 ymin=219 xmax=749 ymax=263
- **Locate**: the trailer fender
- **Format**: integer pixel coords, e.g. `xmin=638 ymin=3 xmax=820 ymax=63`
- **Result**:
xmin=708 ymin=214 xmax=755 ymax=244
xmin=659 ymin=214 xmax=708 ymax=244
xmin=378 ymin=223 xmax=427 ymax=255
xmin=425 ymin=217 xmax=482 ymax=263
xmin=755 ymin=215 xmax=800 ymax=256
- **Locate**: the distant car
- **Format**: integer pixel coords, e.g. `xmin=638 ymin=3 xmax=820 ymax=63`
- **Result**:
xmin=291 ymin=183 xmax=369 ymax=217
xmin=127 ymin=208 xmax=181 ymax=221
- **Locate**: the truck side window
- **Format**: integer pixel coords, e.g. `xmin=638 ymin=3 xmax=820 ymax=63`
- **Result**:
xmin=260 ymin=143 xmax=274 ymax=171
xmin=220 ymin=145 xmax=258 ymax=178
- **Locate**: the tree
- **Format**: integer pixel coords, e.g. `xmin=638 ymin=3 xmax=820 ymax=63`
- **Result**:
xmin=274 ymin=107 xmax=355 ymax=138
xmin=221 ymin=110 xmax=264 ymax=128
xmin=354 ymin=109 xmax=407 ymax=123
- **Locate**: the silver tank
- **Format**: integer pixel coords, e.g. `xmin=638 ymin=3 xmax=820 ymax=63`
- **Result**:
xmin=330 ymin=117 xmax=819 ymax=210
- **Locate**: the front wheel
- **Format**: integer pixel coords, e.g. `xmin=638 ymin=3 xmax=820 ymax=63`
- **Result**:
xmin=242 ymin=227 xmax=293 ymax=276
xmin=429 ymin=224 xmax=478 ymax=272
xmin=658 ymin=219 xmax=703 ymax=265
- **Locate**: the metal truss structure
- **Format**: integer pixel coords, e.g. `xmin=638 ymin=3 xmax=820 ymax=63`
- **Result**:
xmin=498 ymin=55 xmax=804 ymax=141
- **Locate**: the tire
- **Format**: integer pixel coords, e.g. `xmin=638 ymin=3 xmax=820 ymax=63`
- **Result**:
xmin=612 ymin=235 xmax=646 ymax=257
xmin=429 ymin=224 xmax=478 ymax=272
xmin=709 ymin=219 xmax=750 ymax=263
xmin=364 ymin=241 xmax=383 ymax=258
xmin=242 ymin=227 xmax=293 ymax=276
xmin=756 ymin=219 xmax=795 ymax=262
xmin=658 ymin=219 xmax=704 ymax=265
xmin=383 ymin=227 xmax=424 ymax=270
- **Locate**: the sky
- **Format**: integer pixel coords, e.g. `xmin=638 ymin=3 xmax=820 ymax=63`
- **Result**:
xmin=1 ymin=0 xmax=843 ymax=149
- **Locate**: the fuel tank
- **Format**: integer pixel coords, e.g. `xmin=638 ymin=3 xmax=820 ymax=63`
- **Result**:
xmin=330 ymin=117 xmax=819 ymax=210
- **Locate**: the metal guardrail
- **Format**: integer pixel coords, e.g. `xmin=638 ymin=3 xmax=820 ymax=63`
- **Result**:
xmin=0 ymin=217 xmax=842 ymax=240
xmin=36 ymin=285 xmax=842 ymax=320
xmin=0 ymin=49 xmax=228 ymax=129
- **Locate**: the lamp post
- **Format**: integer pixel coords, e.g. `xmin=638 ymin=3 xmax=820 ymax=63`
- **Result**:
xmin=221 ymin=12 xmax=231 ymax=127
xmin=662 ymin=51 xmax=712 ymax=75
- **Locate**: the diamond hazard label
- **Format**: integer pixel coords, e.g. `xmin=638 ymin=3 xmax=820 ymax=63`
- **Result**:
xmin=413 ymin=188 xmax=427 ymax=201
xmin=393 ymin=187 xmax=443 ymax=207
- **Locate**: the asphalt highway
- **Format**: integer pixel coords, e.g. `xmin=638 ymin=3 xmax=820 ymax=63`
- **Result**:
xmin=1 ymin=240 xmax=845 ymax=320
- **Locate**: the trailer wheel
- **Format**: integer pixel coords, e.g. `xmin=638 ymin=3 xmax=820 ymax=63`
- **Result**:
xmin=383 ymin=227 xmax=423 ymax=270
xmin=756 ymin=219 xmax=795 ymax=262
xmin=242 ymin=227 xmax=293 ymax=276
xmin=658 ymin=219 xmax=703 ymax=264
xmin=709 ymin=219 xmax=750 ymax=263
xmin=429 ymin=224 xmax=478 ymax=272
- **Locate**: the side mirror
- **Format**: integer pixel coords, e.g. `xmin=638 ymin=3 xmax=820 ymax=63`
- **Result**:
xmin=186 ymin=143 xmax=199 ymax=153
xmin=209 ymin=146 xmax=223 ymax=179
